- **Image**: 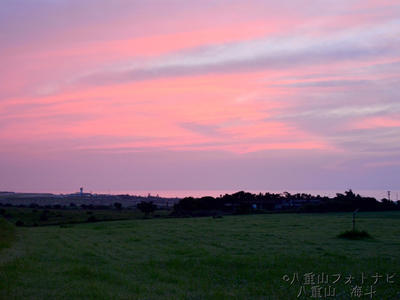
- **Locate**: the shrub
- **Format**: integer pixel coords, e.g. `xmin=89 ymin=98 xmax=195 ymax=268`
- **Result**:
xmin=59 ymin=224 xmax=72 ymax=228
xmin=137 ymin=201 xmax=157 ymax=217
xmin=337 ymin=230 xmax=372 ymax=240
xmin=212 ymin=215 xmax=223 ymax=219
xmin=87 ymin=215 xmax=97 ymax=222
xmin=39 ymin=213 xmax=48 ymax=221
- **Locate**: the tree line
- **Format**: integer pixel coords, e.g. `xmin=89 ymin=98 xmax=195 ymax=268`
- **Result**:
xmin=172 ymin=190 xmax=399 ymax=216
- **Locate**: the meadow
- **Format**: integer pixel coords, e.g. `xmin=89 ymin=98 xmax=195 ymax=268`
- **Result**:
xmin=0 ymin=207 xmax=168 ymax=227
xmin=1 ymin=211 xmax=400 ymax=299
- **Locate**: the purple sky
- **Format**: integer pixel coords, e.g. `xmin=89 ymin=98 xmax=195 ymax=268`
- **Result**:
xmin=1 ymin=0 xmax=399 ymax=194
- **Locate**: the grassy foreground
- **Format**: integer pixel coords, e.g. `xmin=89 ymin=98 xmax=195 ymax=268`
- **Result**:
xmin=1 ymin=212 xmax=400 ymax=299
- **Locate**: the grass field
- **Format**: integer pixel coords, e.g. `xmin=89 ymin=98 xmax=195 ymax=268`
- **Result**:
xmin=0 ymin=207 xmax=169 ymax=227
xmin=0 ymin=218 xmax=15 ymax=252
xmin=1 ymin=211 xmax=400 ymax=299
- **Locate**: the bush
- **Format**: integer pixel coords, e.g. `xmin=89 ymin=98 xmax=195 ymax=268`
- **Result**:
xmin=137 ymin=201 xmax=157 ymax=217
xmin=59 ymin=224 xmax=72 ymax=228
xmin=15 ymin=220 xmax=24 ymax=227
xmin=40 ymin=213 xmax=49 ymax=221
xmin=87 ymin=215 xmax=97 ymax=222
xmin=337 ymin=230 xmax=372 ymax=240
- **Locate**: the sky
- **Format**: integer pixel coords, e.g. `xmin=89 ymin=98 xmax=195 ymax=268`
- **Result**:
xmin=0 ymin=0 xmax=399 ymax=195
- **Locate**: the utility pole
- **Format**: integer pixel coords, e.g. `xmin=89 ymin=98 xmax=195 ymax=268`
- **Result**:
xmin=387 ymin=190 xmax=391 ymax=201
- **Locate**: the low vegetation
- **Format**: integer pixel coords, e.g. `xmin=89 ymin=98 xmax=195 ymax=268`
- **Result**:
xmin=338 ymin=229 xmax=372 ymax=240
xmin=1 ymin=190 xmax=399 ymax=228
xmin=0 ymin=207 xmax=169 ymax=227
xmin=0 ymin=217 xmax=15 ymax=251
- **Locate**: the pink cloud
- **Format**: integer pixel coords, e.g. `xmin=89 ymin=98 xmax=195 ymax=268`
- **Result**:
xmin=351 ymin=116 xmax=400 ymax=129
xmin=1 ymin=0 xmax=400 ymax=191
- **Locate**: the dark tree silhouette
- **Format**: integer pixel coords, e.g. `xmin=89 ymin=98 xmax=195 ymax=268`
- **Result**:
xmin=137 ymin=201 xmax=157 ymax=217
xmin=172 ymin=189 xmax=398 ymax=216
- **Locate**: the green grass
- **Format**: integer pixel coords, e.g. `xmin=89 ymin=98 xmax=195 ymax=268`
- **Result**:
xmin=0 ymin=217 xmax=15 ymax=251
xmin=1 ymin=207 xmax=168 ymax=226
xmin=1 ymin=212 xmax=400 ymax=299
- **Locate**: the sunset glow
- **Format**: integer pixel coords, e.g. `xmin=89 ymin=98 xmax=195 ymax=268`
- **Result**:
xmin=1 ymin=0 xmax=399 ymax=193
